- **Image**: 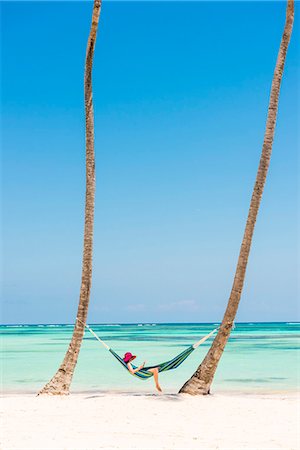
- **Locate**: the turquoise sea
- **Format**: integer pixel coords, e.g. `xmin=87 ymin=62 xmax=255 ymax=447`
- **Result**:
xmin=1 ymin=322 xmax=299 ymax=394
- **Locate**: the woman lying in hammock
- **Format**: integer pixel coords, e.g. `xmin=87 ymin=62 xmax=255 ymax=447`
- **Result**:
xmin=123 ymin=352 xmax=162 ymax=392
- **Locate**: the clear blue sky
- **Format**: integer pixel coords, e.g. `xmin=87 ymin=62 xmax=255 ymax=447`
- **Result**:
xmin=1 ymin=1 xmax=299 ymax=324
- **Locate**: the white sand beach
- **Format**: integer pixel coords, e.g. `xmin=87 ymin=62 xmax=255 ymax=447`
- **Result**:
xmin=1 ymin=392 xmax=299 ymax=450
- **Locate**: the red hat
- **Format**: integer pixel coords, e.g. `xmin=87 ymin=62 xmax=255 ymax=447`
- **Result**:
xmin=123 ymin=352 xmax=136 ymax=363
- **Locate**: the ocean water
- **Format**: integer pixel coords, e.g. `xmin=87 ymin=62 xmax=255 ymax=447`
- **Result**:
xmin=1 ymin=322 xmax=299 ymax=394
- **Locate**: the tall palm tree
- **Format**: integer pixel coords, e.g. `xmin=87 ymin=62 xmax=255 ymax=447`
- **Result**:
xmin=179 ymin=0 xmax=294 ymax=395
xmin=39 ymin=0 xmax=102 ymax=395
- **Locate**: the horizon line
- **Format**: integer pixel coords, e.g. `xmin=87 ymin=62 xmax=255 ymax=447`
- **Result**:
xmin=1 ymin=321 xmax=299 ymax=326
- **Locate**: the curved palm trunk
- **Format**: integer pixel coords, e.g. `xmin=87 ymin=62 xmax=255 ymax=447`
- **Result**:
xmin=38 ymin=0 xmax=102 ymax=395
xmin=179 ymin=0 xmax=294 ymax=395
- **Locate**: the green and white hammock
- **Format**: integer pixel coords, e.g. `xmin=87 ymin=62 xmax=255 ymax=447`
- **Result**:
xmin=82 ymin=321 xmax=219 ymax=380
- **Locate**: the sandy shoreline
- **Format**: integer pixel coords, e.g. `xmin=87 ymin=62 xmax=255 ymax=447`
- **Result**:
xmin=1 ymin=391 xmax=299 ymax=450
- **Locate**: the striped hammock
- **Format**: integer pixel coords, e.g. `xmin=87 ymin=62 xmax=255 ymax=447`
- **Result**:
xmin=109 ymin=345 xmax=196 ymax=379
xmin=81 ymin=321 xmax=218 ymax=380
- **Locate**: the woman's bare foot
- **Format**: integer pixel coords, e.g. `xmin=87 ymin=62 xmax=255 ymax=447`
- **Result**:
xmin=156 ymin=384 xmax=162 ymax=392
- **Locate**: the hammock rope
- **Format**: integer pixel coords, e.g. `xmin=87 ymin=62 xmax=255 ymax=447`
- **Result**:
xmin=77 ymin=319 xmax=219 ymax=380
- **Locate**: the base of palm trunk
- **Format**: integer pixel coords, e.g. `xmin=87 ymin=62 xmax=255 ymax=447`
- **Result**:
xmin=38 ymin=370 xmax=71 ymax=396
xmin=38 ymin=385 xmax=70 ymax=396
xmin=179 ymin=376 xmax=211 ymax=395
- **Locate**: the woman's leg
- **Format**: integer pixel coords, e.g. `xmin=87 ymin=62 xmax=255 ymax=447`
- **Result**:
xmin=148 ymin=368 xmax=162 ymax=392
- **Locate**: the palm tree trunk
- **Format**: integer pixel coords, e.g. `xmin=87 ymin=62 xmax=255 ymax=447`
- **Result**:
xmin=38 ymin=0 xmax=102 ymax=395
xmin=179 ymin=0 xmax=294 ymax=396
